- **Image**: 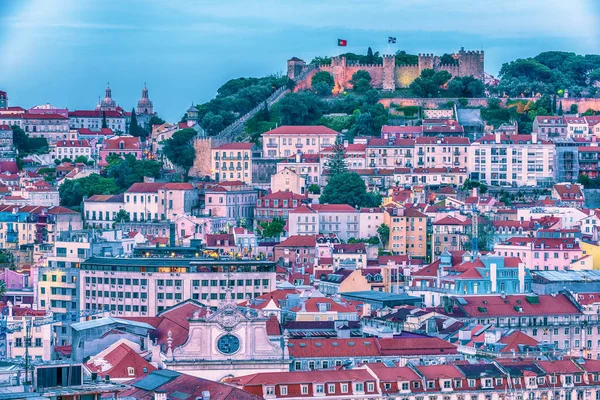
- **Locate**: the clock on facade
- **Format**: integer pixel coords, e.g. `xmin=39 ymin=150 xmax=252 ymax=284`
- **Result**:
xmin=217 ymin=334 xmax=240 ymax=354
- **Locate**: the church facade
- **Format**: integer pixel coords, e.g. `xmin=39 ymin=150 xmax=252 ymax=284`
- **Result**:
xmin=162 ymin=293 xmax=291 ymax=381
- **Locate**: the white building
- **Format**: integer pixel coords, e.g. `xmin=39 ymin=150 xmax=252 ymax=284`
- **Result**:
xmin=469 ymin=133 xmax=555 ymax=187
xmin=288 ymin=204 xmax=359 ymax=241
xmin=52 ymin=139 xmax=92 ymax=162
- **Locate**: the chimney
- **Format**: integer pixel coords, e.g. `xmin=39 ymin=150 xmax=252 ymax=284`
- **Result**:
xmin=295 ymin=151 xmax=301 ymax=163
xmin=154 ymin=391 xmax=167 ymax=400
xmin=201 ymin=391 xmax=211 ymax=400
xmin=343 ymin=140 xmax=349 ymax=148
xmin=495 ymin=132 xmax=501 ymax=144
xmin=531 ymin=132 xmax=538 ymax=144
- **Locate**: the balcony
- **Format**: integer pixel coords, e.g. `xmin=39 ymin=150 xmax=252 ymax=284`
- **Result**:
xmin=266 ymin=143 xmax=277 ymax=148
xmin=295 ymin=143 xmax=303 ymax=148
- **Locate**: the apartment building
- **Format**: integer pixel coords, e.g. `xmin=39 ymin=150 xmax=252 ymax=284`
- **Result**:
xmin=533 ymin=115 xmax=567 ymax=139
xmin=469 ymin=133 xmax=555 ymax=187
xmin=69 ymin=110 xmax=126 ymax=132
xmin=2 ymin=303 xmax=54 ymax=361
xmin=277 ymin=153 xmax=321 ymax=186
xmin=262 ymin=126 xmax=338 ymax=158
xmin=432 ymin=215 xmax=471 ymax=260
xmin=288 ymin=204 xmax=359 ymax=241
xmin=384 ymin=206 xmax=428 ymax=258
xmin=211 ymin=142 xmax=254 ymax=184
xmin=52 ymin=139 xmax=92 ymax=162
xmin=414 ymin=136 xmax=469 ymax=169
xmin=80 ymin=256 xmax=277 ymax=314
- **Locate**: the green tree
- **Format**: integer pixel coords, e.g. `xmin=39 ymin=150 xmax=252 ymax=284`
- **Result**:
xmin=277 ymin=92 xmax=325 ymax=125
xmin=410 ymin=69 xmax=452 ymax=98
xmin=311 ymin=71 xmax=335 ymax=96
xmin=149 ymin=115 xmax=166 ymax=126
xmin=59 ymin=174 xmax=119 ymax=207
xmin=11 ymin=125 xmax=48 ymax=155
xmin=259 ymin=217 xmax=286 ymax=238
xmin=558 ymin=101 xmax=564 ymax=115
xmin=102 ymin=111 xmax=107 ymax=129
xmin=446 ymin=76 xmax=485 ymax=97
xmin=74 ymin=155 xmax=88 ymax=164
xmin=552 ymin=95 xmax=557 ymax=114
xmin=106 ymin=154 xmax=162 ymax=190
xmin=365 ymin=47 xmax=375 ymax=64
xmin=162 ymin=128 xmax=197 ymax=174
xmin=458 ymin=97 xmax=469 ymax=108
xmin=113 ymin=209 xmax=130 ymax=223
xmin=326 ymin=138 xmax=348 ymax=176
xmin=352 ymin=112 xmax=374 ymax=137
xmin=377 ymin=223 xmax=390 ymax=247
xmin=351 ymin=70 xmax=372 ymax=94
xmin=0 ymin=281 xmax=6 ymax=298
xmin=308 ymin=184 xmax=321 ymax=194
xmin=129 ymin=108 xmax=144 ymax=139
xmin=395 ymin=50 xmax=418 ymax=65
xmin=570 ymin=104 xmax=579 ymax=114
xmin=440 ymin=53 xmax=458 ymax=65
xmin=320 ymin=172 xmax=380 ymax=208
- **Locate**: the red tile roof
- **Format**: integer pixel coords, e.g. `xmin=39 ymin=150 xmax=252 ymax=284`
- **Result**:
xmin=381 ymin=125 xmax=422 ymax=134
xmin=126 ymin=182 xmax=165 ymax=193
xmin=458 ymin=294 xmax=581 ymax=317
xmin=103 ymin=136 xmax=141 ymax=150
xmin=213 ymin=142 xmax=254 ymax=150
xmin=262 ymin=125 xmax=339 ymax=135
xmin=275 ymin=235 xmax=316 ymax=247
xmin=85 ymin=342 xmax=156 ymax=379
xmin=70 ymin=110 xmax=123 ymax=118
xmin=55 ymin=139 xmax=91 ymax=148
xmin=77 ymin=128 xmax=113 ymax=136
xmin=21 ymin=113 xmax=67 ymax=120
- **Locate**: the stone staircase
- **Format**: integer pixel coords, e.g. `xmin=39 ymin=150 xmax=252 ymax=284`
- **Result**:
xmin=211 ymin=65 xmax=316 ymax=146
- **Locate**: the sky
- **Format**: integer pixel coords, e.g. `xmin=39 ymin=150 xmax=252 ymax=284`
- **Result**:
xmin=0 ymin=0 xmax=599 ymax=121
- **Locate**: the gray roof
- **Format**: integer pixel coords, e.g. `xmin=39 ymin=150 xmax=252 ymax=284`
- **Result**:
xmin=457 ymin=109 xmax=483 ymax=126
xmin=532 ymin=269 xmax=600 ymax=282
xmin=71 ymin=317 xmax=155 ymax=331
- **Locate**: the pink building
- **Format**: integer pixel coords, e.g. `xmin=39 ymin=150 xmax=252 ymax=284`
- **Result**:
xmin=494 ymin=236 xmax=583 ymax=271
xmin=98 ymin=135 xmax=142 ymax=166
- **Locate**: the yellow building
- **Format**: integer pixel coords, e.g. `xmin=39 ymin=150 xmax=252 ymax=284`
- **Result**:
xmin=211 ymin=142 xmax=254 ymax=184
xmin=581 ymin=240 xmax=600 ymax=270
xmin=383 ymin=206 xmax=428 ymax=258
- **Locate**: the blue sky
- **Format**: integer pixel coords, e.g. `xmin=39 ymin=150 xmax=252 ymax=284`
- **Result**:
xmin=0 ymin=0 xmax=599 ymax=121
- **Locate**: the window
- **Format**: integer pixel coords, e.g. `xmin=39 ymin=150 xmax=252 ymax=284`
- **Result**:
xmin=316 ymin=384 xmax=324 ymax=394
xmin=355 ymin=383 xmax=364 ymax=392
xmin=367 ymin=382 xmax=374 ymax=392
xmin=401 ymin=382 xmax=409 ymax=391
xmin=328 ymin=384 xmax=335 ymax=393
xmin=428 ymin=381 xmax=435 ymax=389
xmin=301 ymin=385 xmax=309 ymax=395
xmin=265 ymin=386 xmax=274 ymax=396
xmin=341 ymin=384 xmax=348 ymax=393
xmin=280 ymin=386 xmax=287 ymax=395
xmin=127 ymin=367 xmax=135 ymax=376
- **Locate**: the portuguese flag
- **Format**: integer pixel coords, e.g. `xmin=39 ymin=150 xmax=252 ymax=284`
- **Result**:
xmin=338 ymin=39 xmax=347 ymax=47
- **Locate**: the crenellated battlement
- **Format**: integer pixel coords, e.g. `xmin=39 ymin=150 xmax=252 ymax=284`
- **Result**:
xmin=288 ymin=47 xmax=484 ymax=93
xmin=461 ymin=50 xmax=484 ymax=55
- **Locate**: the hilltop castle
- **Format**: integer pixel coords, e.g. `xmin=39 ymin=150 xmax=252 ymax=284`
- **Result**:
xmin=288 ymin=47 xmax=484 ymax=92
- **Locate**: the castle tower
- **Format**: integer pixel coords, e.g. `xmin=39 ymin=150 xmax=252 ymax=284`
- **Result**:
xmin=457 ymin=47 xmax=485 ymax=81
xmin=331 ymin=56 xmax=347 ymax=93
xmin=382 ymin=55 xmax=396 ymax=91
xmin=96 ymin=83 xmax=117 ymax=111
xmin=287 ymin=57 xmax=306 ymax=79
xmin=418 ymin=53 xmax=435 ymax=72
xmin=137 ymin=83 xmax=154 ymax=115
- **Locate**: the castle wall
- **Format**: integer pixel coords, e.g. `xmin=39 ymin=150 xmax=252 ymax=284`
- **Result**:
xmin=288 ymin=49 xmax=486 ymax=94
xmin=189 ymin=138 xmax=212 ymax=178
xmin=318 ymin=63 xmax=385 ymax=91
xmin=436 ymin=64 xmax=460 ymax=76
xmin=394 ymin=65 xmax=421 ymax=88
xmin=379 ymin=97 xmax=600 ymax=111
